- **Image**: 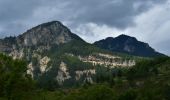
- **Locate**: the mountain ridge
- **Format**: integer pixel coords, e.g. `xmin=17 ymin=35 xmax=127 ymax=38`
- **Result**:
xmin=0 ymin=22 xmax=165 ymax=57
xmin=94 ymin=34 xmax=165 ymax=57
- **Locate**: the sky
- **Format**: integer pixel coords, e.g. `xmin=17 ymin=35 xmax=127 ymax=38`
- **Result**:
xmin=0 ymin=0 xmax=170 ymax=55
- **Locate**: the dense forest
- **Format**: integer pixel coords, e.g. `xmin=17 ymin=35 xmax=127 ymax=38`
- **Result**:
xmin=0 ymin=53 xmax=170 ymax=100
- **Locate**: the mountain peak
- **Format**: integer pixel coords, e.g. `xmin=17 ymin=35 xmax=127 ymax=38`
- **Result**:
xmin=104 ymin=34 xmax=137 ymax=42
xmin=115 ymin=34 xmax=137 ymax=41
xmin=32 ymin=21 xmax=63 ymax=29
xmin=117 ymin=34 xmax=131 ymax=37
xmin=17 ymin=21 xmax=82 ymax=46
xmin=94 ymin=34 xmax=164 ymax=57
xmin=26 ymin=21 xmax=69 ymax=33
xmin=105 ymin=37 xmax=114 ymax=40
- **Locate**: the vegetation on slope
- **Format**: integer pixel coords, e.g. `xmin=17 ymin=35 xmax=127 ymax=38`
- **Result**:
xmin=0 ymin=53 xmax=170 ymax=100
xmin=0 ymin=54 xmax=35 ymax=100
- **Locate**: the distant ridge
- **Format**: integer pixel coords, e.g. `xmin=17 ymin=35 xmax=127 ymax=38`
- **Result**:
xmin=94 ymin=34 xmax=165 ymax=57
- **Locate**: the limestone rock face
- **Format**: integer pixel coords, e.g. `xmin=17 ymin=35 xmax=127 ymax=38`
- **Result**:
xmin=78 ymin=53 xmax=135 ymax=68
xmin=56 ymin=62 xmax=71 ymax=85
xmin=9 ymin=49 xmax=24 ymax=59
xmin=39 ymin=56 xmax=51 ymax=73
xmin=17 ymin=21 xmax=74 ymax=47
xmin=75 ymin=69 xmax=96 ymax=84
xmin=27 ymin=62 xmax=34 ymax=78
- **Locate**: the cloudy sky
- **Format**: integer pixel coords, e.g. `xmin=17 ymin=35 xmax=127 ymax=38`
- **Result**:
xmin=0 ymin=0 xmax=170 ymax=55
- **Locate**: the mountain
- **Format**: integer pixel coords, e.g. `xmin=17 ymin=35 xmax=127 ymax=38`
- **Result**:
xmin=1 ymin=47 xmax=170 ymax=100
xmin=17 ymin=21 xmax=84 ymax=47
xmin=0 ymin=21 xmax=136 ymax=88
xmin=94 ymin=34 xmax=165 ymax=57
xmin=0 ymin=21 xmax=83 ymax=52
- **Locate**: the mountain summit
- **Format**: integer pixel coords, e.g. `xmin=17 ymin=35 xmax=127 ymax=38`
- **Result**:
xmin=94 ymin=34 xmax=164 ymax=57
xmin=17 ymin=21 xmax=83 ymax=47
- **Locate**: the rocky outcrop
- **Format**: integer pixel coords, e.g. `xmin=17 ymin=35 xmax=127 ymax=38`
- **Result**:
xmin=78 ymin=53 xmax=135 ymax=67
xmin=27 ymin=62 xmax=34 ymax=78
xmin=39 ymin=56 xmax=51 ymax=73
xmin=56 ymin=62 xmax=71 ymax=85
xmin=26 ymin=56 xmax=51 ymax=78
xmin=75 ymin=69 xmax=96 ymax=81
xmin=9 ymin=49 xmax=24 ymax=59
xmin=84 ymin=77 xmax=94 ymax=84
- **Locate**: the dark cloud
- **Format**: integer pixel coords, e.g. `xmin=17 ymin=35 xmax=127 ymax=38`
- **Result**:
xmin=0 ymin=0 xmax=41 ymax=23
xmin=58 ymin=0 xmax=167 ymax=29
xmin=0 ymin=0 xmax=167 ymax=35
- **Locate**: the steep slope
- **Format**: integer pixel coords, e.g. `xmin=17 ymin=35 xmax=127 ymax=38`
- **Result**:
xmin=0 ymin=21 xmax=136 ymax=88
xmin=94 ymin=34 xmax=165 ymax=57
xmin=17 ymin=21 xmax=83 ymax=47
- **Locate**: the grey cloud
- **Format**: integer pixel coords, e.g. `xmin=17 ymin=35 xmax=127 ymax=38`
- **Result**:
xmin=153 ymin=40 xmax=170 ymax=56
xmin=0 ymin=0 xmax=167 ymax=36
xmin=62 ymin=0 xmax=167 ymax=29
xmin=0 ymin=0 xmax=41 ymax=23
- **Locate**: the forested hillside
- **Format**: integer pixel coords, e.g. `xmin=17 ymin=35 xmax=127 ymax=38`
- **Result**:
xmin=0 ymin=54 xmax=170 ymax=100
